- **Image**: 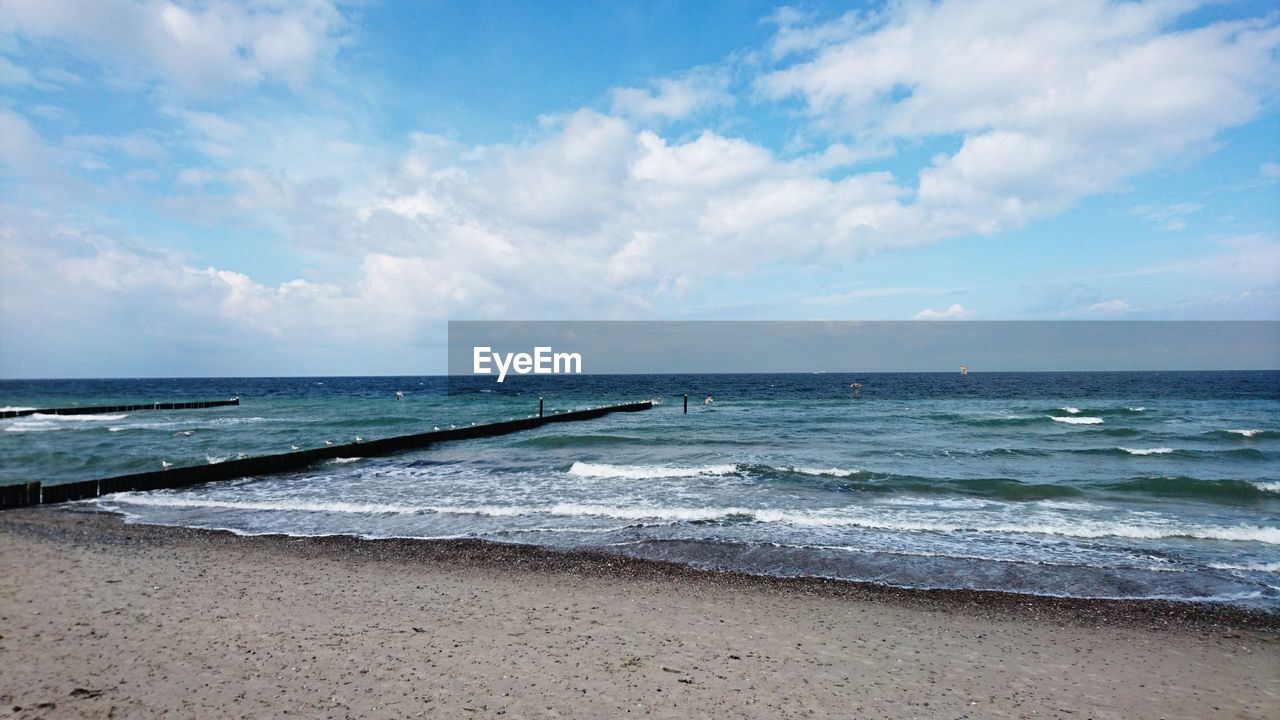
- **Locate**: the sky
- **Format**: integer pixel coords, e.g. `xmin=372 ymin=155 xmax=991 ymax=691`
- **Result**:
xmin=0 ymin=0 xmax=1278 ymax=377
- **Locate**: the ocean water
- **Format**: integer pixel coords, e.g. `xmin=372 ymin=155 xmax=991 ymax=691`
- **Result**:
xmin=2 ymin=372 xmax=1278 ymax=608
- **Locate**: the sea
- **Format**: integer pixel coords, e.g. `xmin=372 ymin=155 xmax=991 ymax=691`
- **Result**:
xmin=2 ymin=372 xmax=1278 ymax=608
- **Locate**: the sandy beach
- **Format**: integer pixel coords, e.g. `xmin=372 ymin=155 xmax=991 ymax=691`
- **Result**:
xmin=0 ymin=507 xmax=1276 ymax=719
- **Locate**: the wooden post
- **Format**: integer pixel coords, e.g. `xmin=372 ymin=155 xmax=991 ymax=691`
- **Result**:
xmin=539 ymin=397 xmax=544 ymax=418
xmin=684 ymin=394 xmax=688 ymax=414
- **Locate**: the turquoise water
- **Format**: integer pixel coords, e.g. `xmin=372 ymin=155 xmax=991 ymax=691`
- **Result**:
xmin=2 ymin=373 xmax=1278 ymax=606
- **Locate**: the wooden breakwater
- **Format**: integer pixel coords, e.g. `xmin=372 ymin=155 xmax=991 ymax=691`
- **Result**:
xmin=0 ymin=400 xmax=653 ymax=509
xmin=0 ymin=398 xmax=241 ymax=419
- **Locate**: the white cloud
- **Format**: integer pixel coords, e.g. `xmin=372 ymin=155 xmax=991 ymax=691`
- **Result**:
xmin=0 ymin=53 xmax=34 ymax=85
xmin=1263 ymin=162 xmax=1280 ymax=180
xmin=1131 ymin=203 xmax=1202 ymax=231
xmin=0 ymin=0 xmax=348 ymax=94
xmin=913 ymin=304 xmax=973 ymax=320
xmin=1083 ymin=299 xmax=1133 ymax=314
xmin=759 ymin=0 xmax=1279 ymax=235
xmin=803 ymin=286 xmax=951 ymax=306
xmin=611 ymin=67 xmax=731 ymax=122
xmin=2 ymin=1 xmax=1277 ymax=374
xmin=1107 ymin=234 xmax=1280 ymax=286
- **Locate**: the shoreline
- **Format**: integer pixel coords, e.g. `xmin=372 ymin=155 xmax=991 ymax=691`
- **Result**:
xmin=3 ymin=506 xmax=1278 ymax=718
xmin=20 ymin=506 xmax=1280 ymax=633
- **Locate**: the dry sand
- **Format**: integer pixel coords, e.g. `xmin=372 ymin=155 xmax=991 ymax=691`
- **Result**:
xmin=1 ymin=507 xmax=1276 ymax=719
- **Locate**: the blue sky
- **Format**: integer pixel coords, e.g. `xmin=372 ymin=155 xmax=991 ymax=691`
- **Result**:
xmin=1 ymin=0 xmax=1278 ymax=377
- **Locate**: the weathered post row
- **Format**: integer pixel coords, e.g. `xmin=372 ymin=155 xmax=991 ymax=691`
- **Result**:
xmin=0 ymin=398 xmax=241 ymax=419
xmin=0 ymin=400 xmax=653 ymax=509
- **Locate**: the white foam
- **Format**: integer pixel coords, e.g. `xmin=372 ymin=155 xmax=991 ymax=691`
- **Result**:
xmin=327 ymin=457 xmax=362 ymax=464
xmin=31 ymin=413 xmax=128 ymax=421
xmin=1252 ymin=482 xmax=1280 ymax=494
xmin=1034 ymin=500 xmax=1109 ymax=511
xmin=567 ymin=461 xmax=738 ymax=480
xmin=205 ymin=455 xmax=227 ymax=465
xmin=1050 ymin=415 xmax=1103 ymax=425
xmin=876 ymin=496 xmax=992 ymax=510
xmin=96 ymin=496 xmax=1280 ymax=545
xmin=4 ymin=421 xmax=59 ymax=433
xmin=794 ymin=466 xmax=861 ymax=477
xmin=1207 ymin=561 xmax=1280 ymax=573
xmin=100 ymin=494 xmax=423 ymax=515
xmin=1061 ymin=406 xmax=1081 ymax=414
xmin=8 ymin=413 xmax=129 ymax=431
xmin=1127 ymin=407 xmax=1146 ymax=412
xmin=1120 ymin=447 xmax=1174 ymax=456
xmin=1229 ymin=429 xmax=1260 ymax=438
xmin=546 ymin=502 xmax=733 ymax=522
xmin=0 ymin=406 xmax=35 ymax=412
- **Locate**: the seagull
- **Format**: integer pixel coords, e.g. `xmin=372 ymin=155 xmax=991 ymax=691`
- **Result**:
xmin=449 ymin=424 xmax=456 ymax=430
xmin=395 ymin=391 xmax=404 ymax=401
xmin=161 ymin=460 xmax=173 ymax=469
xmin=290 ymin=444 xmax=300 ymax=451
xmin=324 ymin=440 xmax=334 ymax=446
xmin=355 ymin=436 xmax=363 ymax=443
xmin=433 ymin=426 xmax=440 ymax=431
xmin=173 ymin=430 xmax=194 ymax=437
xmin=236 ymin=453 xmax=248 ymax=460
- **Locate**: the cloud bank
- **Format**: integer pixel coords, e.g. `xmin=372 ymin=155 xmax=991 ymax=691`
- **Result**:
xmin=1 ymin=0 xmax=1277 ymax=374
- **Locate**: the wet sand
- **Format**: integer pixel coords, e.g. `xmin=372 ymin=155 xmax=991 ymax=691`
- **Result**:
xmin=1 ymin=507 xmax=1276 ymax=719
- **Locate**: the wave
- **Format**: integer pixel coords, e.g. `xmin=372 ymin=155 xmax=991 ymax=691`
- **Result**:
xmin=97 ymin=494 xmax=1280 ymax=545
xmin=100 ymin=494 xmax=428 ymax=515
xmin=108 ymin=416 xmax=271 ymax=432
xmin=961 ymin=447 xmax=1053 ymax=458
xmin=5 ymin=413 xmax=130 ymax=432
xmin=1204 ymin=429 xmax=1278 ymax=440
xmin=567 ymin=461 xmax=739 ymax=479
xmin=0 ymin=406 xmax=35 ymax=412
xmin=1034 ymin=406 xmax=1147 ymax=417
xmin=513 ymin=434 xmax=647 ymax=449
xmin=653 ymin=462 xmax=1083 ymax=502
xmin=926 ymin=413 xmax=1040 ymax=427
xmin=1069 ymin=447 xmax=1268 ymax=462
xmin=1050 ymin=415 xmax=1103 ymax=425
xmin=31 ymin=413 xmax=129 ymax=421
xmin=1207 ymin=561 xmax=1280 ymax=573
xmin=1064 ymin=445 xmax=1264 ymax=461
xmin=4 ymin=421 xmax=60 ymax=433
xmin=1098 ymin=427 xmax=1141 ymax=437
xmin=938 ymin=477 xmax=1081 ymax=501
xmin=327 ymin=457 xmax=362 ymax=464
xmin=793 ymin=466 xmax=862 ymax=477
xmin=579 ymin=462 xmax=1275 ymax=505
xmin=1105 ymin=476 xmax=1279 ymax=503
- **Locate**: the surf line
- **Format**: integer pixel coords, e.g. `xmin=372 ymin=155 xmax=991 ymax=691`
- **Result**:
xmin=0 ymin=400 xmax=654 ymax=510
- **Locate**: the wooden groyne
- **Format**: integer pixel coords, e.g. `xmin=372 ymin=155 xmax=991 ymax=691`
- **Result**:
xmin=0 ymin=398 xmax=240 ymax=419
xmin=0 ymin=400 xmax=653 ymax=509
